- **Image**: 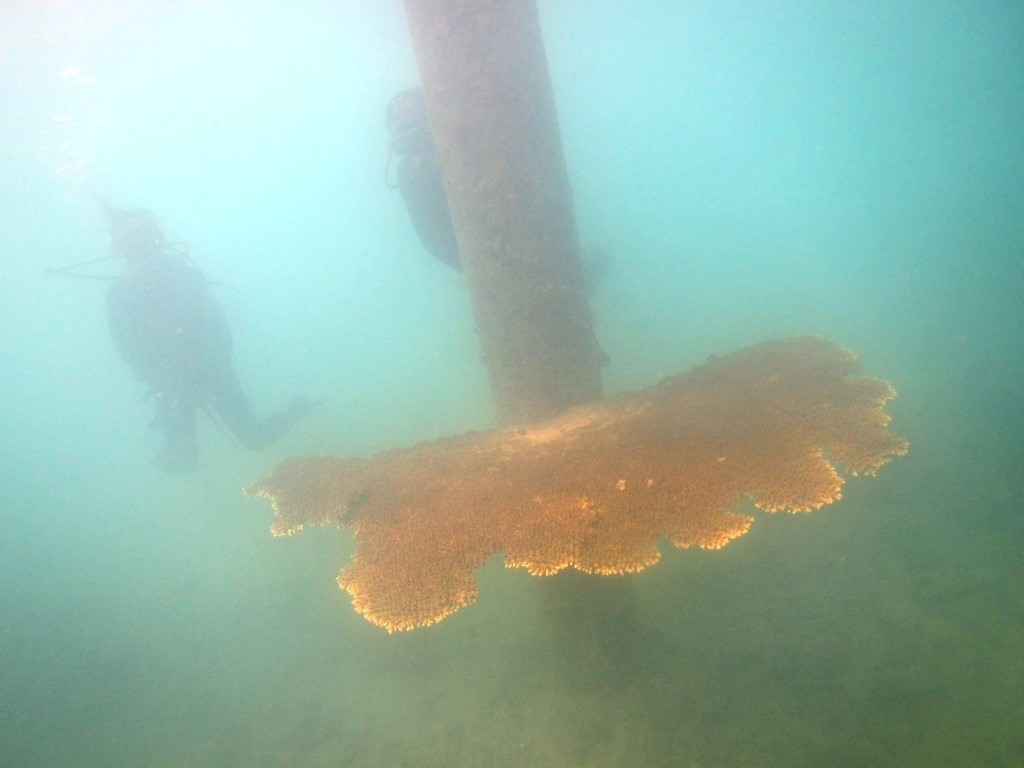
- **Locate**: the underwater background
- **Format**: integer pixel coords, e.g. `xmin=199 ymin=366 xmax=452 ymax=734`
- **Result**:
xmin=1 ymin=1 xmax=1022 ymax=766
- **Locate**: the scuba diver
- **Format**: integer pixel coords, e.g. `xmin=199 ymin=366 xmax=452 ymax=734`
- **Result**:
xmin=385 ymin=86 xmax=612 ymax=288
xmin=102 ymin=207 xmax=311 ymax=471
xmin=386 ymin=86 xmax=462 ymax=271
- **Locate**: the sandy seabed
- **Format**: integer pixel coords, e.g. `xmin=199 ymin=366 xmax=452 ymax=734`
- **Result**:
xmin=4 ymin=397 xmax=1021 ymax=768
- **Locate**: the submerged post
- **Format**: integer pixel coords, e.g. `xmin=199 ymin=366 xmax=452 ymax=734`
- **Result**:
xmin=401 ymin=0 xmax=603 ymax=425
xmin=402 ymin=0 xmax=634 ymax=673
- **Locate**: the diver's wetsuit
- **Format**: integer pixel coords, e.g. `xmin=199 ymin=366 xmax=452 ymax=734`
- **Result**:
xmin=395 ymin=149 xmax=462 ymax=271
xmin=107 ymin=251 xmax=305 ymax=470
xmin=385 ymin=87 xmax=610 ymax=287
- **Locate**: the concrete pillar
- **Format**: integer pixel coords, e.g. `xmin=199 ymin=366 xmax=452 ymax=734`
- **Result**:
xmin=402 ymin=0 xmax=604 ymax=425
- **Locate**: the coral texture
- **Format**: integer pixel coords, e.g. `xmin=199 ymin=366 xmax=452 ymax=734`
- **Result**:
xmin=246 ymin=337 xmax=908 ymax=632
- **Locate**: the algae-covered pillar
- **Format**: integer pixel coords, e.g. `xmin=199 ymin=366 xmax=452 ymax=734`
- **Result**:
xmin=402 ymin=0 xmax=627 ymax=670
xmin=402 ymin=0 xmax=603 ymax=425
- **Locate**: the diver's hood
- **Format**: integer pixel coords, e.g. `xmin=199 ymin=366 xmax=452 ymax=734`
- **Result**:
xmin=387 ymin=87 xmax=435 ymax=156
xmin=106 ymin=206 xmax=166 ymax=260
xmin=105 ymin=205 xmax=159 ymax=232
xmin=386 ymin=87 xmax=428 ymax=136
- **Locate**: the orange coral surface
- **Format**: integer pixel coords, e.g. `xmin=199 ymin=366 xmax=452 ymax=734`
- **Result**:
xmin=246 ymin=336 xmax=908 ymax=632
